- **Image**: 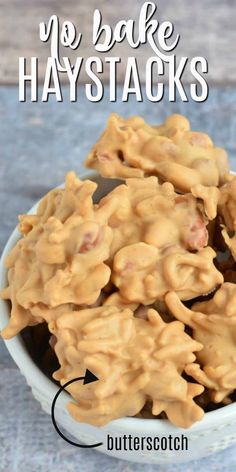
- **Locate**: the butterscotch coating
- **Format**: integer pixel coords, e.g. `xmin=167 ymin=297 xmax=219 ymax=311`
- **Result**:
xmin=104 ymin=295 xmax=172 ymax=322
xmin=85 ymin=113 xmax=229 ymax=192
xmin=99 ymin=176 xmax=210 ymax=259
xmin=50 ymin=306 xmax=204 ymax=428
xmin=19 ymin=171 xmax=98 ymax=234
xmin=218 ymin=176 xmax=236 ymax=231
xmin=191 ymin=184 xmax=220 ymax=220
xmin=112 ymin=243 xmax=223 ymax=304
xmin=166 ymin=285 xmax=236 ymax=403
xmin=102 ymin=292 xmax=138 ymax=311
xmin=1 ymin=173 xmax=113 ymax=339
xmin=218 ymin=177 xmax=236 ymax=260
xmin=134 ymin=301 xmax=174 ymax=323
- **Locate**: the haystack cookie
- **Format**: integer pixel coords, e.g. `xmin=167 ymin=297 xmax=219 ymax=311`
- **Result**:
xmin=98 ymin=176 xmax=211 ymax=259
xmin=112 ymin=243 xmax=223 ymax=304
xmin=218 ymin=176 xmax=236 ymax=260
xmin=166 ymin=285 xmax=236 ymax=403
xmin=0 ymin=173 xmax=113 ymax=338
xmin=50 ymin=306 xmax=204 ymax=428
xmin=85 ymin=113 xmax=229 ymax=192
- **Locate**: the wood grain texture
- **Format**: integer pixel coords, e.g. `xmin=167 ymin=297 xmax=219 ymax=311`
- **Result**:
xmin=0 ymin=0 xmax=236 ymax=84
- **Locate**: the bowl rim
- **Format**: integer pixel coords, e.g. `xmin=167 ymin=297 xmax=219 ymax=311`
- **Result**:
xmin=1 ymin=169 xmax=236 ymax=434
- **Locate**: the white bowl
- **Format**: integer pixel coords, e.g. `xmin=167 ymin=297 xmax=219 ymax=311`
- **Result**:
xmin=1 ymin=170 xmax=236 ymax=465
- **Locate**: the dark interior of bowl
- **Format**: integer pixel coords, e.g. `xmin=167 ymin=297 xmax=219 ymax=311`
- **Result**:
xmin=21 ymin=324 xmax=60 ymax=383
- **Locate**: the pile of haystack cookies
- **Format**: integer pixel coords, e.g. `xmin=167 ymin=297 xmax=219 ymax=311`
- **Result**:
xmin=2 ymin=113 xmax=236 ymax=429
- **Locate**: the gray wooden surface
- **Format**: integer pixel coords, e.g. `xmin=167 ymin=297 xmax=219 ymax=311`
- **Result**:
xmin=0 ymin=0 xmax=236 ymax=84
xmin=0 ymin=86 xmax=236 ymax=471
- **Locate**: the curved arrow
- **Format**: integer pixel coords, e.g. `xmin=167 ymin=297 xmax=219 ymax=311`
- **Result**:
xmin=51 ymin=369 xmax=103 ymax=448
